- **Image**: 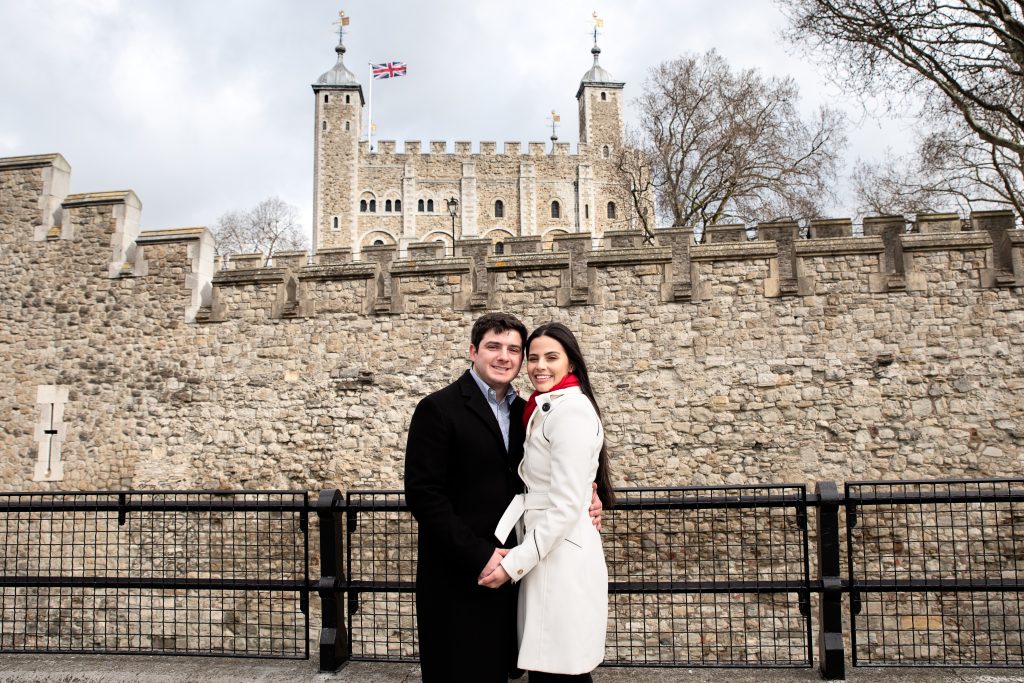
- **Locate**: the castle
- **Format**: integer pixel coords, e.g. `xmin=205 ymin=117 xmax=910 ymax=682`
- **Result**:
xmin=0 ymin=15 xmax=1022 ymax=496
xmin=310 ymin=24 xmax=649 ymax=257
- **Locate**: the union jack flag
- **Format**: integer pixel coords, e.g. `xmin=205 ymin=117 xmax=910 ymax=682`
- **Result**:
xmin=372 ymin=62 xmax=407 ymax=79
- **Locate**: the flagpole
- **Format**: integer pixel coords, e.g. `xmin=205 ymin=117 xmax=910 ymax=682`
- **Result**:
xmin=367 ymin=62 xmax=374 ymax=150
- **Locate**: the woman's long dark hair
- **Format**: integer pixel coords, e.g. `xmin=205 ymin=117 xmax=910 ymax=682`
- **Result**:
xmin=527 ymin=322 xmax=615 ymax=508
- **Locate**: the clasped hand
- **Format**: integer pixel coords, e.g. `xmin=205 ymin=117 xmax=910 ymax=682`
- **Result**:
xmin=478 ymin=548 xmax=510 ymax=588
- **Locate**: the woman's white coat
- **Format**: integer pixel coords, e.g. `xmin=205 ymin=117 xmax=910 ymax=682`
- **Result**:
xmin=497 ymin=386 xmax=607 ymax=674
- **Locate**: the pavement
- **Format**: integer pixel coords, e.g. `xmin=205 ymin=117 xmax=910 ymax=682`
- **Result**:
xmin=2 ymin=655 xmax=1024 ymax=683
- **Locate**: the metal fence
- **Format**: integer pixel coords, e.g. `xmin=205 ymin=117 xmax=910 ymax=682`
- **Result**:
xmin=0 ymin=490 xmax=310 ymax=659
xmin=1 ymin=479 xmax=1022 ymax=680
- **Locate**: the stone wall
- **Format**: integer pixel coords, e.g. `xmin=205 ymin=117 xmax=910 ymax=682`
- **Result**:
xmin=2 ymin=153 xmax=1024 ymax=495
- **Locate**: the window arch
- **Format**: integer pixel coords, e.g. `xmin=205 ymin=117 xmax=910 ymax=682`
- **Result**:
xmin=494 ymin=199 xmax=504 ymax=218
xmin=385 ymin=199 xmax=392 ymax=212
xmin=418 ymin=199 xmax=425 ymax=212
xmin=603 ymin=145 xmax=610 ymax=158
xmin=494 ymin=241 xmax=505 ymax=255
xmin=369 ymin=199 xmax=377 ymax=212
xmin=322 ymin=120 xmax=327 ymax=131
xmin=332 ymin=216 xmax=339 ymax=230
xmin=551 ymin=201 xmax=560 ymax=219
xmin=584 ymin=204 xmax=589 ymax=219
xmin=324 ymin=94 xmax=329 ymax=103
xmin=427 ymin=199 xmax=434 ymax=212
xmin=373 ymin=239 xmax=384 ymax=246
xmin=345 ymin=94 xmax=351 ymax=104
xmin=607 ymin=202 xmax=617 ymax=219
xmin=345 ymin=121 xmax=350 ymax=131
xmin=395 ymin=199 xmax=402 ymax=212
xmin=360 ymin=199 xmax=367 ymax=212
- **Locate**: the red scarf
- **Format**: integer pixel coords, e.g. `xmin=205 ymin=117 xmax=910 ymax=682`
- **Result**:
xmin=522 ymin=374 xmax=581 ymax=427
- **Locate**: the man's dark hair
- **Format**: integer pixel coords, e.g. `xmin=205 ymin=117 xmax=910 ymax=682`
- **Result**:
xmin=470 ymin=312 xmax=527 ymax=349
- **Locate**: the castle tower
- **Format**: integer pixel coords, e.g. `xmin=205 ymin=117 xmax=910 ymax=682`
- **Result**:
xmin=312 ymin=28 xmax=364 ymax=253
xmin=576 ymin=43 xmax=624 ymax=159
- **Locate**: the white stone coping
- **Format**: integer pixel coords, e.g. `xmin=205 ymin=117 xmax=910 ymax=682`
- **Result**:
xmin=794 ymin=236 xmax=885 ymax=257
xmin=487 ymin=252 xmax=571 ymax=272
xmin=690 ymin=241 xmax=777 ymax=262
xmin=901 ymin=232 xmax=993 ymax=252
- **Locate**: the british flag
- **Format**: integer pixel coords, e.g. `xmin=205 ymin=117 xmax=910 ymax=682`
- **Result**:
xmin=372 ymin=62 xmax=407 ymax=79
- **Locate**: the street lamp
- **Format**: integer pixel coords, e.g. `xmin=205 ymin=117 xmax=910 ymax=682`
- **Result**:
xmin=446 ymin=196 xmax=459 ymax=257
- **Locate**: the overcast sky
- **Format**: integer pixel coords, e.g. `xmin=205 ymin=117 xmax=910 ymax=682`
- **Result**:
xmin=0 ymin=0 xmax=915 ymax=243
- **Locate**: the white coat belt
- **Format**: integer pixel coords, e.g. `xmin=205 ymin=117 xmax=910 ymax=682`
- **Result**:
xmin=494 ymin=492 xmax=551 ymax=543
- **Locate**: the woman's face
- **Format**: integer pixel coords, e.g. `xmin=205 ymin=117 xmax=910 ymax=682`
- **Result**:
xmin=527 ymin=334 xmax=572 ymax=392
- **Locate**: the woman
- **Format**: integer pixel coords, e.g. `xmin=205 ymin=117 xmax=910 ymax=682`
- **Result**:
xmin=479 ymin=322 xmax=614 ymax=682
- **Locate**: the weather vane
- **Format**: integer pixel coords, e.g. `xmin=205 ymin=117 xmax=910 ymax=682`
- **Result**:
xmin=548 ymin=110 xmax=561 ymax=142
xmin=335 ymin=10 xmax=350 ymax=42
xmin=591 ymin=11 xmax=604 ymax=45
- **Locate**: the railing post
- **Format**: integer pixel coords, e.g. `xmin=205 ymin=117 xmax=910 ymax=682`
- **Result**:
xmin=816 ymin=481 xmax=845 ymax=680
xmin=316 ymin=489 xmax=349 ymax=672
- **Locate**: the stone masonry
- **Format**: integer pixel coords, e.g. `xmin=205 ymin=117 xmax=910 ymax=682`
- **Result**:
xmin=1 ymin=153 xmax=1023 ymax=495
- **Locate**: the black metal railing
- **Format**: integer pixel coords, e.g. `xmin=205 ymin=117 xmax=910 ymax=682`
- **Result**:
xmin=0 ymin=490 xmax=310 ymax=659
xmin=2 ymin=478 xmax=1022 ymax=680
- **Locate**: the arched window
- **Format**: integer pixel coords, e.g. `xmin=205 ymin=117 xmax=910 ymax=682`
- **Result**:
xmin=584 ymin=204 xmax=589 ymax=219
xmin=600 ymin=92 xmax=607 ymax=101
xmin=360 ymin=200 xmax=367 ymax=212
xmin=324 ymin=94 xmax=329 ymax=103
xmin=322 ymin=120 xmax=327 ymax=131
xmin=494 ymin=200 xmax=504 ymax=218
xmin=369 ymin=199 xmax=377 ymax=212
xmin=494 ymin=242 xmax=505 ymax=255
xmin=427 ymin=199 xmax=434 ymax=212
xmin=345 ymin=94 xmax=350 ymax=104
xmin=607 ymin=202 xmax=616 ymax=219
xmin=551 ymin=201 xmax=560 ymax=219
xmin=385 ymin=199 xmax=393 ymax=212
xmin=603 ymin=145 xmax=610 ymax=158
xmin=395 ymin=199 xmax=402 ymax=212
xmin=418 ymin=199 xmax=425 ymax=212
xmin=373 ymin=239 xmax=384 ymax=246
xmin=332 ymin=216 xmax=339 ymax=230
xmin=345 ymin=121 xmax=350 ymax=131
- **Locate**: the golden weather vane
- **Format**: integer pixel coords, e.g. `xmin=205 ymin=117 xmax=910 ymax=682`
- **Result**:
xmin=591 ymin=11 xmax=604 ymax=44
xmin=335 ymin=10 xmax=350 ymax=41
xmin=549 ymin=110 xmax=561 ymax=142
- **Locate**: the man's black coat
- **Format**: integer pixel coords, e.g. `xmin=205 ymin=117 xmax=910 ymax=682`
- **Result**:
xmin=405 ymin=370 xmax=525 ymax=683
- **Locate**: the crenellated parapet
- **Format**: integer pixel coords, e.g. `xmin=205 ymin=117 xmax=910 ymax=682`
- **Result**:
xmin=2 ymin=153 xmax=1022 ymax=327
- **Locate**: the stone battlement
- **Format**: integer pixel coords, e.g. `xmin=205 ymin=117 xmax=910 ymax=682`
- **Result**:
xmin=366 ymin=140 xmax=589 ymax=157
xmin=3 ymin=153 xmax=1022 ymax=327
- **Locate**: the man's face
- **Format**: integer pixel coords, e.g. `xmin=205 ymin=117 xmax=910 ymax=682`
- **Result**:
xmin=469 ymin=329 xmax=524 ymax=391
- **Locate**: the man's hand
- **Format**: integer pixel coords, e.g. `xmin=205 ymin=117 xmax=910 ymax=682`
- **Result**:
xmin=478 ymin=563 xmax=511 ymax=589
xmin=589 ymin=482 xmax=603 ymax=531
xmin=478 ymin=548 xmax=509 ymax=582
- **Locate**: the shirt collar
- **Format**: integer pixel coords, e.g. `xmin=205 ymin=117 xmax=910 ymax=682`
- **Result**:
xmin=469 ymin=366 xmax=518 ymax=405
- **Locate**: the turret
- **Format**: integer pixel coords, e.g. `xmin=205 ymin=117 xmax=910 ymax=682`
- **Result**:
xmin=576 ymin=42 xmax=624 ymax=158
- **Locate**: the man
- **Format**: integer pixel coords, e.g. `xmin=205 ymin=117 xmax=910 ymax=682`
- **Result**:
xmin=405 ymin=313 xmax=600 ymax=682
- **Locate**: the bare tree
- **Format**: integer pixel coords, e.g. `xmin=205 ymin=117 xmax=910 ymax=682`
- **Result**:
xmin=212 ymin=196 xmax=309 ymax=260
xmin=777 ymin=0 xmax=1024 ymax=215
xmin=633 ymin=50 xmax=846 ymax=230
xmin=616 ymin=131 xmax=657 ymax=243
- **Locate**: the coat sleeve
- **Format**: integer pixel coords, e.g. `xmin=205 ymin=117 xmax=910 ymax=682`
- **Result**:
xmin=404 ymin=395 xmax=495 ymax=577
xmin=500 ymin=396 xmax=600 ymax=582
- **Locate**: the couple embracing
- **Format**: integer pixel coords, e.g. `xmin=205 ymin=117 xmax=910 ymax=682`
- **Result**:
xmin=405 ymin=312 xmax=614 ymax=682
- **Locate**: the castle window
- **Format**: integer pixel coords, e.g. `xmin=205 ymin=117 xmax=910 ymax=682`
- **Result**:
xmin=418 ymin=199 xmax=425 ymax=212
xmin=427 ymin=199 xmax=434 ymax=212
xmin=494 ymin=200 xmax=504 ymax=218
xmin=346 ymin=95 xmax=351 ymax=104
xmin=369 ymin=199 xmax=377 ymax=212
xmin=373 ymin=239 xmax=384 ymax=246
xmin=494 ymin=242 xmax=505 ymax=255
xmin=360 ymin=200 xmax=367 ymax=212
xmin=345 ymin=121 xmax=350 ymax=131
xmin=322 ymin=120 xmax=327 ymax=131
xmin=551 ymin=201 xmax=560 ymax=219
xmin=601 ymin=92 xmax=607 ymax=101
xmin=332 ymin=216 xmax=339 ymax=230
xmin=585 ymin=204 xmax=590 ymax=219
xmin=395 ymin=199 xmax=402 ymax=212
xmin=385 ymin=199 xmax=393 ymax=212
xmin=603 ymin=145 xmax=610 ymax=158
xmin=324 ymin=94 xmax=329 ymax=103
xmin=607 ymin=202 xmax=616 ymax=219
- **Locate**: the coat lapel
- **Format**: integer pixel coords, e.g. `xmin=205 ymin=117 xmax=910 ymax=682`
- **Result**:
xmin=458 ymin=370 xmax=510 ymax=455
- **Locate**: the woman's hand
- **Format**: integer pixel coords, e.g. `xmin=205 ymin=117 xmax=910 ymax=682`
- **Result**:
xmin=589 ymin=482 xmax=603 ymax=531
xmin=478 ymin=563 xmax=511 ymax=589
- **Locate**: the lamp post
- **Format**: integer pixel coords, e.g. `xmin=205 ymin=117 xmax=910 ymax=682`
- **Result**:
xmin=446 ymin=196 xmax=459 ymax=257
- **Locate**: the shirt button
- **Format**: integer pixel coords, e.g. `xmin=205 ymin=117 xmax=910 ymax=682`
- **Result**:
xmin=517 ymin=569 xmax=523 ymax=576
